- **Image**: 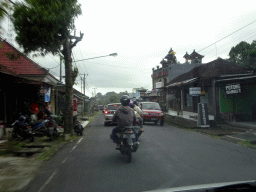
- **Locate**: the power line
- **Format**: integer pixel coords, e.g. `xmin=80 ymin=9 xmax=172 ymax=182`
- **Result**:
xmin=203 ymin=30 xmax=256 ymax=61
xmin=206 ymin=32 xmax=256 ymax=61
xmin=198 ymin=18 xmax=256 ymax=53
xmin=83 ymin=60 xmax=152 ymax=70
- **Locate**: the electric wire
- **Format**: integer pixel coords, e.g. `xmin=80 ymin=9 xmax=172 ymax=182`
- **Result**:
xmin=198 ymin=18 xmax=256 ymax=53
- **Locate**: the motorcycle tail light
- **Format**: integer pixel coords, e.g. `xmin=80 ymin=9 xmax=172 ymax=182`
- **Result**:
xmin=126 ymin=129 xmax=132 ymax=133
xmin=48 ymin=122 xmax=54 ymax=127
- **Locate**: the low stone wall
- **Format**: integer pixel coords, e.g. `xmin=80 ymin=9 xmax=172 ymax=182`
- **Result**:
xmin=164 ymin=114 xmax=198 ymax=128
xmin=164 ymin=114 xmax=216 ymax=128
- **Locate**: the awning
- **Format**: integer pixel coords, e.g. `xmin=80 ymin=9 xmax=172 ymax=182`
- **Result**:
xmin=167 ymin=77 xmax=198 ymax=88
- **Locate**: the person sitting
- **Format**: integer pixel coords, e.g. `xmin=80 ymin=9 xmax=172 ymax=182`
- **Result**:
xmin=130 ymin=100 xmax=144 ymax=132
xmin=111 ymin=95 xmax=137 ymax=149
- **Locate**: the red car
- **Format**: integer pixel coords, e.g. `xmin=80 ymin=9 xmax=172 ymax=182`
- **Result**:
xmin=140 ymin=102 xmax=164 ymax=126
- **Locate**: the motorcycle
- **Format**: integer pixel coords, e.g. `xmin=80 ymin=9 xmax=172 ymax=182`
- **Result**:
xmin=30 ymin=115 xmax=59 ymax=141
xmin=73 ymin=115 xmax=83 ymax=136
xmin=116 ymin=126 xmax=140 ymax=163
xmin=11 ymin=116 xmax=34 ymax=142
xmin=134 ymin=111 xmax=143 ymax=140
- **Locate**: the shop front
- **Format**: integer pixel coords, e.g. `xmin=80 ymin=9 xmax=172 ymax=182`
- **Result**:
xmin=216 ymin=75 xmax=256 ymax=122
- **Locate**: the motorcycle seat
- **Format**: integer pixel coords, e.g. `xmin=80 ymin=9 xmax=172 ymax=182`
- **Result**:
xmin=30 ymin=121 xmax=44 ymax=127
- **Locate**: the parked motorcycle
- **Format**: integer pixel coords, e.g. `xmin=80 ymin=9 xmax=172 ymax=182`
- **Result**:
xmin=73 ymin=115 xmax=83 ymax=136
xmin=30 ymin=115 xmax=59 ymax=141
xmin=115 ymin=126 xmax=140 ymax=163
xmin=11 ymin=115 xmax=34 ymax=142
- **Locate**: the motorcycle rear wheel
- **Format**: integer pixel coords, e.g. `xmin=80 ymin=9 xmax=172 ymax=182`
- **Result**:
xmin=29 ymin=135 xmax=34 ymax=142
xmin=126 ymin=145 xmax=132 ymax=163
xmin=50 ymin=134 xmax=54 ymax=141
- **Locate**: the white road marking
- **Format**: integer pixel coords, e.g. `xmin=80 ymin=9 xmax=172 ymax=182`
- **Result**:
xmin=62 ymin=157 xmax=68 ymax=164
xmin=226 ymin=135 xmax=245 ymax=141
xmin=38 ymin=169 xmax=58 ymax=192
xmin=77 ymin=138 xmax=83 ymax=144
xmin=72 ymin=145 xmax=77 ymax=151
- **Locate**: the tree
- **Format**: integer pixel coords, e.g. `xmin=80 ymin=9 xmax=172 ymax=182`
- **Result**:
xmin=0 ymin=0 xmax=9 ymax=35
xmin=12 ymin=0 xmax=84 ymax=135
xmin=228 ymin=41 xmax=256 ymax=74
xmin=109 ymin=95 xmax=119 ymax=103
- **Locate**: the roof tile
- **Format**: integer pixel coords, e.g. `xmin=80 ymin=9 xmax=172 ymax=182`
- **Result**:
xmin=167 ymin=58 xmax=248 ymax=86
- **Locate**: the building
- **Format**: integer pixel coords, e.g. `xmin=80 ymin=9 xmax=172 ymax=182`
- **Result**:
xmin=0 ymin=38 xmax=58 ymax=124
xmin=164 ymin=58 xmax=253 ymax=122
xmin=151 ymin=48 xmax=204 ymax=108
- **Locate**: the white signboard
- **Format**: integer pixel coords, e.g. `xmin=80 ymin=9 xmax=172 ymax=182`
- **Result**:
xmin=135 ymin=92 xmax=140 ymax=99
xmin=225 ymin=84 xmax=241 ymax=94
xmin=189 ymin=87 xmax=201 ymax=96
xmin=156 ymin=82 xmax=163 ymax=89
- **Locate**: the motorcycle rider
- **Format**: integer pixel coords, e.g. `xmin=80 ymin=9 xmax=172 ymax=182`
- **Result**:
xmin=130 ymin=100 xmax=144 ymax=132
xmin=111 ymin=95 xmax=137 ymax=149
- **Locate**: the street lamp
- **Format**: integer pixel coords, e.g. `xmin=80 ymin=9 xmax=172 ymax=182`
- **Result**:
xmin=74 ymin=53 xmax=118 ymax=62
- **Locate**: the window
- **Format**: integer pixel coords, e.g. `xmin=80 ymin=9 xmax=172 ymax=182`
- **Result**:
xmin=186 ymin=93 xmax=193 ymax=107
xmin=107 ymin=104 xmax=121 ymax=110
xmin=142 ymin=103 xmax=161 ymax=110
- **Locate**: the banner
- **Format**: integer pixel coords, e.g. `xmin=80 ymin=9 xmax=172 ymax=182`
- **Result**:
xmin=197 ymin=103 xmax=210 ymax=128
xmin=189 ymin=87 xmax=201 ymax=96
xmin=44 ymin=86 xmax=51 ymax=102
xmin=73 ymin=97 xmax=77 ymax=115
xmin=156 ymin=82 xmax=163 ymax=89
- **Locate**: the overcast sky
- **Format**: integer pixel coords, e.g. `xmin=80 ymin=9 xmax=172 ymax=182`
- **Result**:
xmin=2 ymin=0 xmax=256 ymax=97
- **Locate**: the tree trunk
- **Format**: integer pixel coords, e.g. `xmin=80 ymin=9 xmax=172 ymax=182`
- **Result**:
xmin=63 ymin=36 xmax=73 ymax=134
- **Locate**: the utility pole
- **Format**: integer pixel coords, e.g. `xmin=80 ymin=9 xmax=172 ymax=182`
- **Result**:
xmin=83 ymin=74 xmax=88 ymax=95
xmin=84 ymin=74 xmax=86 ymax=95
xmin=60 ymin=57 xmax=62 ymax=82
xmin=81 ymin=76 xmax=83 ymax=92
xmin=93 ymin=88 xmax=97 ymax=97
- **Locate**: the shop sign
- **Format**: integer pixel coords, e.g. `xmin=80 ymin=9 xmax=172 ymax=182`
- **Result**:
xmin=197 ymin=103 xmax=210 ymax=128
xmin=225 ymin=84 xmax=241 ymax=95
xmin=156 ymin=82 xmax=163 ymax=89
xmin=189 ymin=87 xmax=201 ymax=96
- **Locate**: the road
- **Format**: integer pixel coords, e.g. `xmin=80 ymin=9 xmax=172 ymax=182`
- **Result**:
xmin=21 ymin=113 xmax=256 ymax=192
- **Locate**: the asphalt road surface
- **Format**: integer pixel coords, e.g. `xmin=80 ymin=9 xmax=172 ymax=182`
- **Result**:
xmin=21 ymin=113 xmax=256 ymax=192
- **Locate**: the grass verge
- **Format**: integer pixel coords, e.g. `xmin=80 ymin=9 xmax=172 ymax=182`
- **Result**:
xmin=0 ymin=141 xmax=26 ymax=156
xmin=37 ymin=135 xmax=78 ymax=161
xmin=37 ymin=145 xmax=59 ymax=161
xmin=88 ymin=111 xmax=101 ymax=122
xmin=237 ymin=140 xmax=256 ymax=149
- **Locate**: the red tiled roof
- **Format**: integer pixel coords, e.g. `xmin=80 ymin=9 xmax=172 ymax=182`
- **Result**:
xmin=167 ymin=58 xmax=249 ymax=86
xmin=0 ymin=40 xmax=47 ymax=75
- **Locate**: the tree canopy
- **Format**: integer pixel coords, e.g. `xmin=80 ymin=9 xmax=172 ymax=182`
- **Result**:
xmin=228 ymin=40 xmax=256 ymax=73
xmin=12 ymin=0 xmax=82 ymax=56
xmin=0 ymin=0 xmax=9 ymax=34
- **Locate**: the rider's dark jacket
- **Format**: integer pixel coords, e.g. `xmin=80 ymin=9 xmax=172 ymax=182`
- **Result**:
xmin=112 ymin=106 xmax=136 ymax=129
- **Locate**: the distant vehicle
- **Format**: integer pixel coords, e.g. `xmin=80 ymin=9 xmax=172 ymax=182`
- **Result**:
xmin=104 ymin=103 xmax=121 ymax=126
xmin=99 ymin=105 xmax=104 ymax=111
xmin=140 ymin=102 xmax=164 ymax=126
xmin=102 ymin=105 xmax=107 ymax=113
